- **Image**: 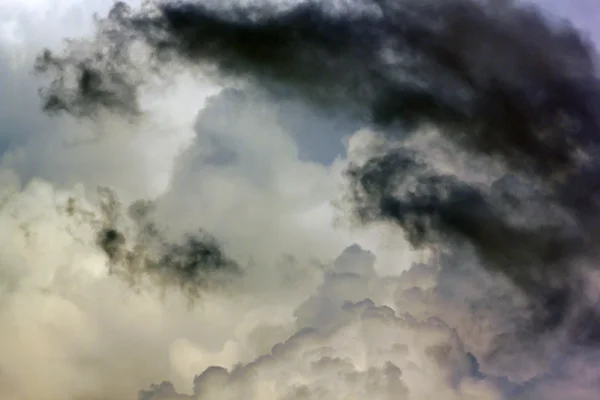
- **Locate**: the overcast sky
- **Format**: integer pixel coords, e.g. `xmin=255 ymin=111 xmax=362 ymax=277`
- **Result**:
xmin=1 ymin=1 xmax=600 ymax=400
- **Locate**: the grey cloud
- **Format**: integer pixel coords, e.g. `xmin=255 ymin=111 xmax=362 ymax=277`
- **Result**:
xmin=34 ymin=0 xmax=600 ymax=339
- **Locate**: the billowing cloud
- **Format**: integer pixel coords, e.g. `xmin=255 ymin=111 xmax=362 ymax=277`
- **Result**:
xmin=33 ymin=0 xmax=600 ymax=335
xmin=1 ymin=0 xmax=600 ymax=399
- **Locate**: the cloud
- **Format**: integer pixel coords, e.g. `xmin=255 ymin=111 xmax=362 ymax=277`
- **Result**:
xmin=1 ymin=0 xmax=600 ymax=399
xmin=134 ymin=244 xmax=600 ymax=400
xmin=0 ymin=6 xmax=391 ymax=399
xmin=32 ymin=0 xmax=600 ymax=338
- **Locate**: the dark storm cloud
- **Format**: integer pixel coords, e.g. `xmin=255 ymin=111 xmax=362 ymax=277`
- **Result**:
xmin=35 ymin=0 xmax=600 ymax=173
xmin=36 ymin=0 xmax=600 ymax=337
xmin=92 ymin=188 xmax=242 ymax=302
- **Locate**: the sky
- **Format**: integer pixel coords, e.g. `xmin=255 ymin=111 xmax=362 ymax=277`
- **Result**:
xmin=0 ymin=1 xmax=600 ymax=400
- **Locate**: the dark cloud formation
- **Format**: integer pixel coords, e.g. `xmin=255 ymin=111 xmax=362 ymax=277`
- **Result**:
xmin=35 ymin=0 xmax=600 ymax=172
xmin=36 ymin=0 xmax=600 ymax=339
xmin=346 ymin=150 xmax=592 ymax=336
xmin=89 ymin=188 xmax=242 ymax=302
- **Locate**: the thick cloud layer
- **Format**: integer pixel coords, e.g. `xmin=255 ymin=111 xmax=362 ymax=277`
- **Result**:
xmin=36 ymin=0 xmax=600 ymax=337
xmin=134 ymin=244 xmax=600 ymax=400
xmin=2 ymin=0 xmax=600 ymax=399
xmin=35 ymin=0 xmax=600 ymax=174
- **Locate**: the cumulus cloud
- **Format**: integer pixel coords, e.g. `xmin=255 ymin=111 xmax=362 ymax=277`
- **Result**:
xmin=1 ymin=0 xmax=600 ymax=400
xmin=0 ymin=4 xmax=383 ymax=399
xmin=32 ymin=0 xmax=600 ymax=336
xmin=133 ymin=244 xmax=600 ymax=400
